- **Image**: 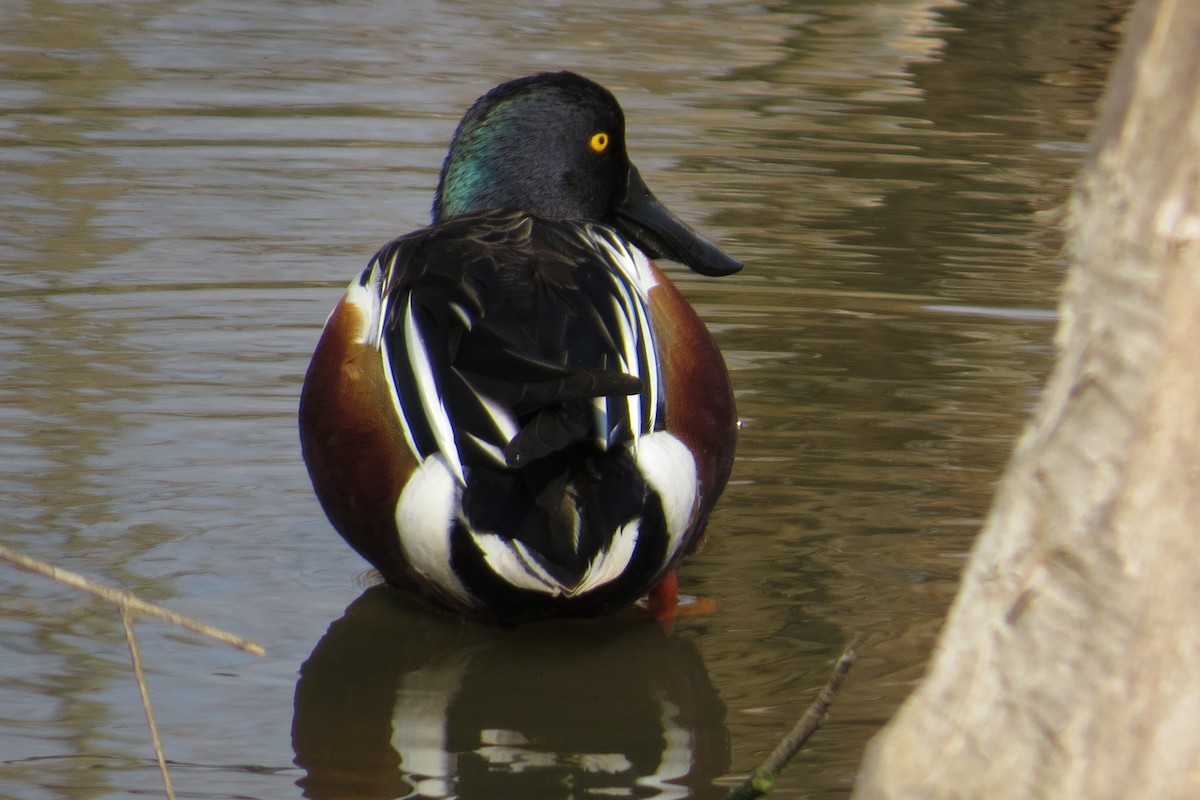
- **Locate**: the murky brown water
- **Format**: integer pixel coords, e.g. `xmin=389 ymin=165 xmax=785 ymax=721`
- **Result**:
xmin=1 ymin=1 xmax=1125 ymax=798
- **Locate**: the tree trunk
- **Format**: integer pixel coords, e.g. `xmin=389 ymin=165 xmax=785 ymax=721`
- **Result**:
xmin=853 ymin=0 xmax=1200 ymax=797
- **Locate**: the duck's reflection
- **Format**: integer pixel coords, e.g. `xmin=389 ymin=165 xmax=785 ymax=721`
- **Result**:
xmin=293 ymin=586 xmax=730 ymax=800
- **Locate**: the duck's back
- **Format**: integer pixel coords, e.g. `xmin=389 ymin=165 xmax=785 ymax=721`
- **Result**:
xmin=302 ymin=210 xmax=702 ymax=621
xmin=380 ymin=212 xmax=660 ymax=471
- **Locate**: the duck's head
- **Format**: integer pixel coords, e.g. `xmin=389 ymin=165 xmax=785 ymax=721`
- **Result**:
xmin=433 ymin=71 xmax=741 ymax=277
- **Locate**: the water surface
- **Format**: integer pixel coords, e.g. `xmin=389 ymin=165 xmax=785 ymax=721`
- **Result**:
xmin=0 ymin=1 xmax=1125 ymax=797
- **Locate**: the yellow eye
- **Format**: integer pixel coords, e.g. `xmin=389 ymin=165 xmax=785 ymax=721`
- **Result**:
xmin=589 ymin=132 xmax=609 ymax=153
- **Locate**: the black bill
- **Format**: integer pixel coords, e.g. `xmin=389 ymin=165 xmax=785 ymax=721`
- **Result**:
xmin=612 ymin=166 xmax=742 ymax=277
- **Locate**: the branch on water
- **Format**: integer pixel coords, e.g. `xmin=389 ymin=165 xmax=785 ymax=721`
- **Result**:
xmin=0 ymin=544 xmax=266 ymax=800
xmin=724 ymin=644 xmax=859 ymax=800
xmin=0 ymin=544 xmax=264 ymax=655
xmin=122 ymin=607 xmax=177 ymax=800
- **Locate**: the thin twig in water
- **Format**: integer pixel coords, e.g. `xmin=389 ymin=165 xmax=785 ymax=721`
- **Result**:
xmin=724 ymin=644 xmax=859 ymax=800
xmin=123 ymin=607 xmax=176 ymax=800
xmin=0 ymin=545 xmax=264 ymax=655
xmin=1 ymin=544 xmax=265 ymax=799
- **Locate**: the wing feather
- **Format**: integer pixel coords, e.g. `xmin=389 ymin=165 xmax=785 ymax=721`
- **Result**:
xmin=368 ymin=210 xmax=662 ymax=484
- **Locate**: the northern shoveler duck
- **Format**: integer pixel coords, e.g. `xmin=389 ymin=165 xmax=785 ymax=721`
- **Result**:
xmin=299 ymin=72 xmax=740 ymax=624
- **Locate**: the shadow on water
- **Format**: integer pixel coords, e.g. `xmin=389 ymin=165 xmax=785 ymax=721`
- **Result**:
xmin=293 ymin=586 xmax=730 ymax=800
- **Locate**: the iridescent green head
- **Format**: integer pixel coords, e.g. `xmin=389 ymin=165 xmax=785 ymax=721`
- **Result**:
xmin=432 ymin=72 xmax=741 ymax=277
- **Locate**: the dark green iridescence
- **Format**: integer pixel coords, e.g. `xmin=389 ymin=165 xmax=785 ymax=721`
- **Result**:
xmin=435 ymin=109 xmax=510 ymax=221
xmin=428 ymin=71 xmax=742 ymax=277
xmin=432 ymin=74 xmax=626 ymax=224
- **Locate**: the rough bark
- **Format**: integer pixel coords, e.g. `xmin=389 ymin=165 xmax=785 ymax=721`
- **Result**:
xmin=853 ymin=0 xmax=1200 ymax=797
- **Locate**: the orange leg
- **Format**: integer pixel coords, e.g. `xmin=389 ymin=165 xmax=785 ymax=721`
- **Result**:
xmin=647 ymin=571 xmax=680 ymax=621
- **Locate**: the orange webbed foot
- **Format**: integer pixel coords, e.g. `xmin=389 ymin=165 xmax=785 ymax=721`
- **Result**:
xmin=644 ymin=572 xmax=718 ymax=632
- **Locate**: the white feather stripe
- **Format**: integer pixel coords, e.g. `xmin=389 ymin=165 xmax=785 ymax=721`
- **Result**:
xmin=395 ymin=455 xmax=474 ymax=606
xmin=448 ymin=301 xmax=473 ymax=329
xmin=471 ymin=534 xmax=563 ymax=594
xmin=608 ymin=275 xmax=640 ymax=353
xmin=607 ymin=293 xmax=643 ymax=439
xmin=340 ymin=280 xmax=379 ymax=346
xmin=461 ymin=431 xmax=509 ymax=468
xmin=619 ymin=282 xmax=662 ymax=435
xmin=472 ymin=381 xmax=520 ymax=444
xmin=471 ymin=520 xmax=641 ymax=597
xmin=593 ymin=228 xmax=658 ymax=292
xmin=379 ymin=325 xmax=421 ymax=463
xmin=338 ymin=257 xmax=390 ymax=347
xmin=602 ymin=282 xmax=637 ymax=446
xmin=591 ymin=396 xmax=610 ymax=452
xmin=575 ymin=520 xmax=641 ymax=595
xmin=633 ymin=432 xmax=699 ymax=557
xmin=629 ymin=280 xmax=661 ymax=430
xmin=602 ymin=249 xmax=662 ymax=435
xmin=356 ymin=261 xmax=426 ymax=460
xmin=354 ymin=246 xmax=400 ymax=349
xmin=403 ymin=295 xmax=466 ymax=485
